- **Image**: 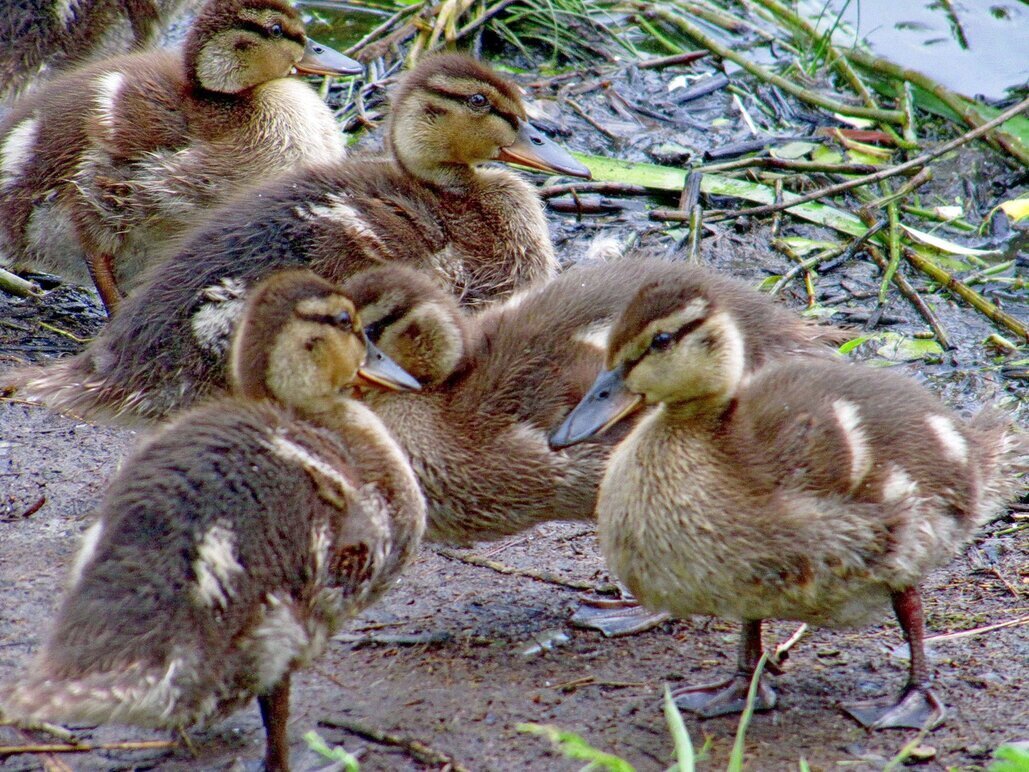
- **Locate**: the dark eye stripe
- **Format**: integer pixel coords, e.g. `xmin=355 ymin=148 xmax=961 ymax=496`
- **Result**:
xmin=362 ymin=307 xmax=406 ymax=343
xmin=621 ymin=316 xmax=707 ymax=373
xmin=297 ymin=311 xmax=353 ymax=329
xmin=424 ymin=87 xmax=520 ymax=131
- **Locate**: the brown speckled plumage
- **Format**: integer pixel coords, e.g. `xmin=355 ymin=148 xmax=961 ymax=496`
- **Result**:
xmin=8 ymin=53 xmax=586 ymax=420
xmin=0 ymin=0 xmax=201 ymax=103
xmin=554 ymin=274 xmax=1027 ymax=726
xmin=1 ymin=270 xmax=424 ymax=770
xmin=0 ymin=0 xmax=351 ymax=311
xmin=343 ymin=257 xmax=844 ymax=545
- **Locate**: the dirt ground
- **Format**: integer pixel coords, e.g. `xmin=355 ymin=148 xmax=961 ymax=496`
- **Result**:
xmin=1 ymin=35 xmax=1028 ymax=772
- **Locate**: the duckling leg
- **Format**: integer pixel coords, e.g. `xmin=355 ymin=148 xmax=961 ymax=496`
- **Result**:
xmin=569 ymin=593 xmax=671 ymax=637
xmin=84 ymin=250 xmax=123 ymax=316
xmin=672 ymin=619 xmax=777 ymax=717
xmin=843 ymin=587 xmax=946 ymax=730
xmin=258 ymin=673 xmax=292 ymax=772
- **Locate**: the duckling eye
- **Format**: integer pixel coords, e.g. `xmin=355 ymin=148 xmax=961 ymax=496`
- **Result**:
xmin=332 ymin=311 xmax=352 ymax=330
xmin=467 ymin=93 xmax=489 ymax=110
xmin=650 ymin=332 xmax=674 ymax=351
xmin=269 ymin=23 xmax=283 ymax=38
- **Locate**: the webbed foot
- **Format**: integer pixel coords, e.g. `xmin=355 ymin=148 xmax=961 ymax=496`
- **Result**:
xmin=843 ymin=685 xmax=946 ymax=730
xmin=569 ymin=597 xmax=671 ymax=637
xmin=672 ymin=672 xmax=777 ymax=718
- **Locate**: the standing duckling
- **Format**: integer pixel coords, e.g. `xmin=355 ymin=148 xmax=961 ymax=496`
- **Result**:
xmin=0 ymin=0 xmax=361 ymax=313
xmin=2 ymin=269 xmax=425 ymax=771
xmin=550 ymin=275 xmax=1026 ymax=728
xmin=9 ymin=52 xmax=589 ymax=420
xmin=1 ymin=0 xmax=200 ymax=103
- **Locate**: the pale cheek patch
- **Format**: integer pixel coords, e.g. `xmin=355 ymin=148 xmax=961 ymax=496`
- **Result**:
xmin=926 ymin=414 xmax=968 ymax=463
xmin=1 ymin=117 xmax=39 ymax=188
xmin=833 ymin=399 xmax=872 ymax=490
xmin=192 ymin=524 xmax=244 ymax=608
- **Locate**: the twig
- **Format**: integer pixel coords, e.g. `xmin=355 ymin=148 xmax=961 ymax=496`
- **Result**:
xmin=36 ymin=322 xmax=90 ymax=344
xmin=769 ymin=623 xmax=809 ymax=670
xmin=904 ymin=248 xmax=1029 ymax=342
xmin=434 ymin=547 xmax=603 ymax=592
xmin=319 ymin=717 xmax=470 ymax=772
xmin=696 ymin=157 xmax=881 ymax=176
xmin=703 ymin=96 xmax=1029 ymax=222
xmin=565 ymin=97 xmax=619 ymax=141
xmin=0 ymin=268 xmax=42 ymax=298
xmin=638 ymin=5 xmax=903 ymax=123
xmin=866 ymin=245 xmax=952 ymax=349
xmin=637 ymin=50 xmax=709 ymax=70
xmin=924 ymin=614 xmax=1029 ymax=645
xmin=539 ymin=181 xmax=648 ymax=199
xmin=0 ymin=740 xmax=176 ymax=757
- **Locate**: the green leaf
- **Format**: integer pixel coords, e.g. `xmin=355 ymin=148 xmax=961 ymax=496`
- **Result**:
xmin=663 ymin=685 xmax=694 ymax=772
xmin=303 ymin=731 xmax=360 ymax=771
xmin=989 ymin=743 xmax=1029 ymax=772
xmin=573 ymin=153 xmax=869 ymax=237
xmin=838 ymin=334 xmax=872 ymax=355
xmin=900 ymin=224 xmax=1002 ymax=257
xmin=874 ymin=332 xmax=945 ymax=362
xmin=518 ymin=723 xmax=635 ymax=772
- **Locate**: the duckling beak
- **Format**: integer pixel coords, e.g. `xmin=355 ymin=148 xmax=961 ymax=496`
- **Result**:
xmin=357 ymin=342 xmax=422 ymax=391
xmin=496 ymin=122 xmax=592 ymax=179
xmin=549 ymin=366 xmax=643 ymax=449
xmin=295 ymin=39 xmax=363 ymax=77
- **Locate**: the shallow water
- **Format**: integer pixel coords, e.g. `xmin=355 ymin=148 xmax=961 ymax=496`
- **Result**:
xmin=818 ymin=0 xmax=1028 ymax=101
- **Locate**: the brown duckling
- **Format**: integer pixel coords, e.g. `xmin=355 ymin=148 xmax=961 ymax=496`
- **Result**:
xmin=341 ymin=258 xmax=842 ymax=546
xmin=0 ymin=0 xmax=361 ymax=313
xmin=10 ymin=52 xmax=589 ymax=420
xmin=550 ymin=275 xmax=1026 ymax=728
xmin=2 ymin=269 xmax=425 ymax=770
xmin=1 ymin=0 xmax=200 ymax=103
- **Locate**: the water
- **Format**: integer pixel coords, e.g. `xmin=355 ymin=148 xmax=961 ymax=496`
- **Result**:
xmin=817 ymin=0 xmax=1028 ymax=101
xmin=297 ymin=1 xmax=398 ymax=51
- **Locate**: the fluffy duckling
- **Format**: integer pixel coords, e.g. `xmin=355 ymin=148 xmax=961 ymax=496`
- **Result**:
xmin=0 ymin=0 xmax=200 ymax=103
xmin=550 ymin=275 xmax=1026 ymax=728
xmin=10 ymin=52 xmax=589 ymax=419
xmin=342 ymin=257 xmax=842 ymax=546
xmin=2 ymin=269 xmax=425 ymax=771
xmin=0 ymin=0 xmax=361 ymax=313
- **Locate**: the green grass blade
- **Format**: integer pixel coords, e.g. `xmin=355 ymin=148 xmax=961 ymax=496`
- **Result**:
xmin=727 ymin=652 xmax=770 ymax=772
xmin=662 ymin=685 xmax=694 ymax=772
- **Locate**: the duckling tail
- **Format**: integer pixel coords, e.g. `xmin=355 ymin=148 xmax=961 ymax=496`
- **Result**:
xmin=2 ymin=658 xmax=199 ymax=729
xmin=4 ymin=352 xmax=160 ymax=426
xmin=971 ymin=408 xmax=1028 ymax=520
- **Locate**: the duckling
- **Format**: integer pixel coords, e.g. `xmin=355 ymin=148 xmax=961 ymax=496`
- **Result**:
xmin=333 ymin=258 xmax=840 ymax=544
xmin=9 ymin=52 xmax=589 ymax=419
xmin=0 ymin=0 xmax=200 ymax=103
xmin=550 ymin=275 xmax=1026 ymax=728
xmin=1 ymin=269 xmax=425 ymax=771
xmin=0 ymin=0 xmax=361 ymax=313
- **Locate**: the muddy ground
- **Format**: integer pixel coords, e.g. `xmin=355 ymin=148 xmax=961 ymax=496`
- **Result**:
xmin=2 ymin=33 xmax=1028 ymax=772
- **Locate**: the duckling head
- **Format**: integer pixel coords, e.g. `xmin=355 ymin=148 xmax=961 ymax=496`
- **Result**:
xmin=343 ymin=265 xmax=472 ymax=387
xmin=186 ymin=0 xmax=361 ymax=94
xmin=387 ymin=53 xmax=591 ymax=188
xmin=229 ymin=270 xmax=419 ymax=408
xmin=550 ymin=279 xmax=746 ymax=448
